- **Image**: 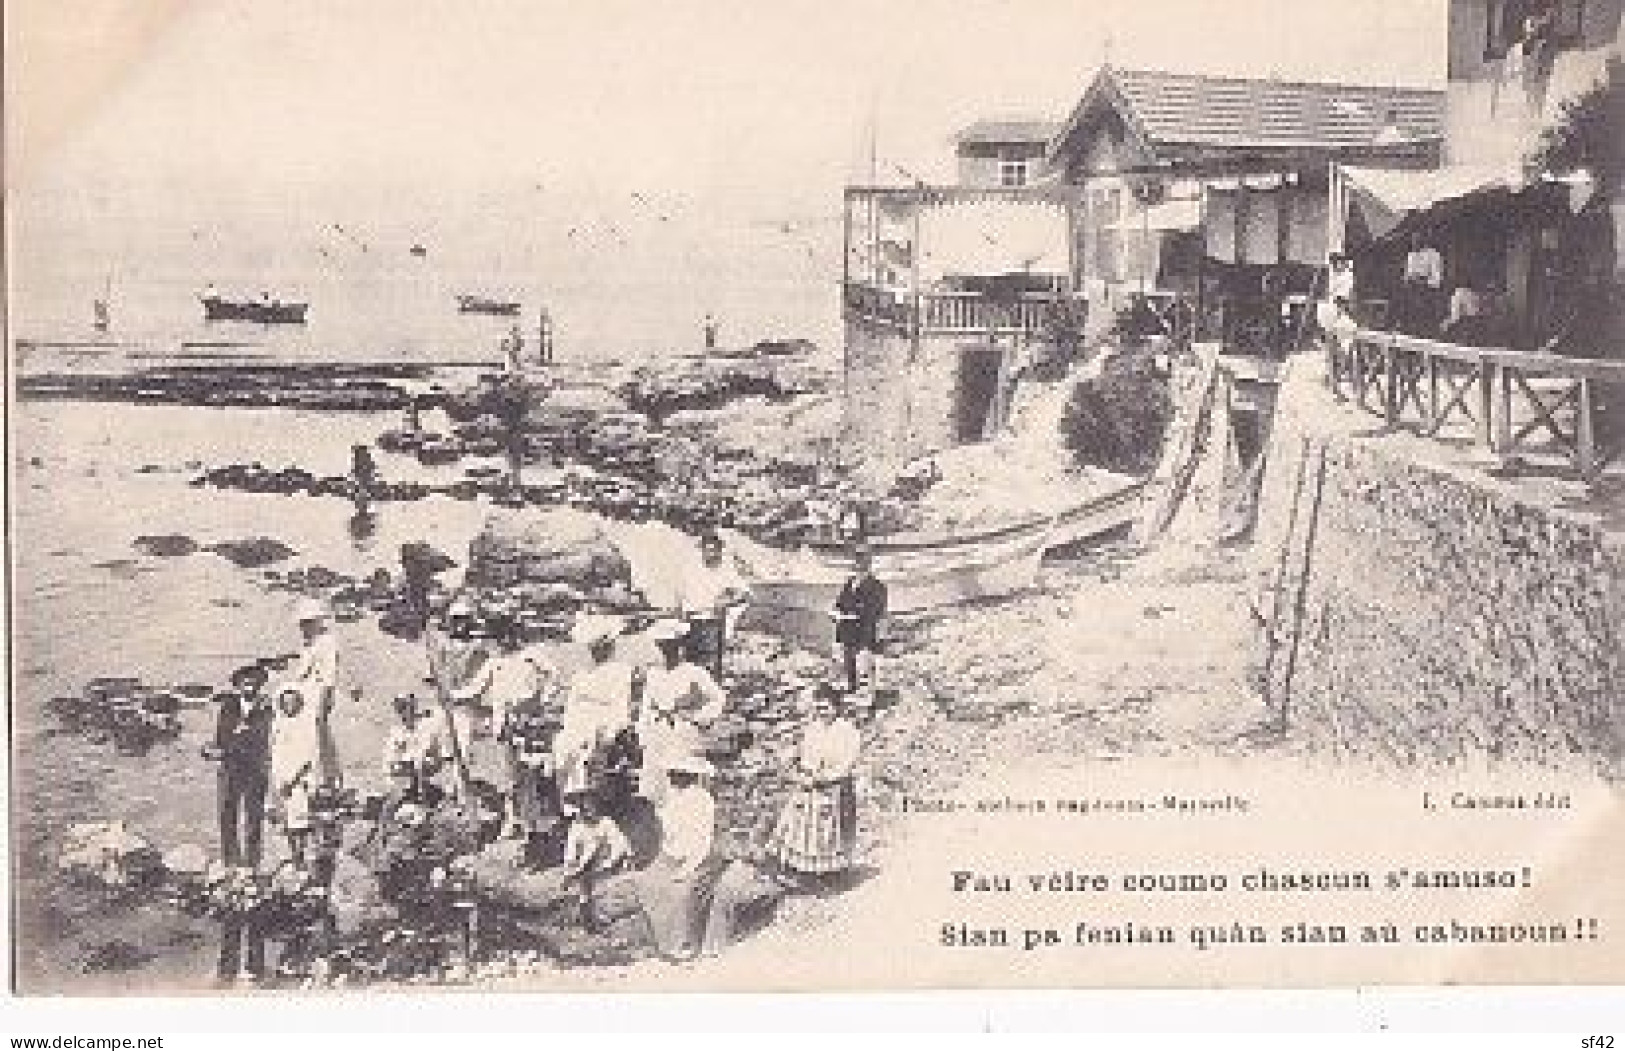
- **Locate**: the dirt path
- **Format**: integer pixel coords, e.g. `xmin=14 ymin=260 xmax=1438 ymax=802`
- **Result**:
xmin=710 ymin=540 xmax=1296 ymax=960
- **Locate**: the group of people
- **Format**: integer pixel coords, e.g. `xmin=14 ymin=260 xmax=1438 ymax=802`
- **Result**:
xmin=206 ymin=597 xmax=351 ymax=875
xmin=1316 ymin=236 xmax=1511 ymax=371
xmin=203 ymin=528 xmax=892 ymax=974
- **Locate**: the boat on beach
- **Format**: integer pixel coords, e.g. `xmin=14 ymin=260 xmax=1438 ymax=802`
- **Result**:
xmin=201 ymin=294 xmax=309 ymax=324
xmin=457 ymin=294 xmax=522 ymax=316
xmin=736 ymin=478 xmax=1148 ymax=619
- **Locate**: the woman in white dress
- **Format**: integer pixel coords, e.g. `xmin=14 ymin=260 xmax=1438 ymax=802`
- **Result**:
xmin=283 ymin=598 xmax=347 ymax=788
xmin=637 ymin=620 xmax=726 ymax=801
xmin=768 ymin=685 xmax=861 ymax=880
xmin=555 ymin=614 xmax=639 ymax=798
xmin=270 ymin=682 xmax=323 ymax=868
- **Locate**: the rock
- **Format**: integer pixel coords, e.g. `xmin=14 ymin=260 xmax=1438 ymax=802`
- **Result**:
xmin=464 ymin=509 xmax=633 ymax=591
xmin=206 ymin=537 xmax=298 ymax=569
xmin=133 ymin=534 xmax=198 ymax=557
xmin=81 ymin=939 xmax=156 ymax=974
xmin=400 ymin=542 xmax=458 ymax=577
xmin=163 ymin=844 xmax=210 ymax=878
xmin=59 ymin=821 xmax=161 ymax=887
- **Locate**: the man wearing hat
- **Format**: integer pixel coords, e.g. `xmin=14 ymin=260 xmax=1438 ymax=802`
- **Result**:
xmin=831 ymin=545 xmax=887 ymax=706
xmin=282 ymin=597 xmax=351 ymax=788
xmin=203 ymin=664 xmax=274 ymax=868
xmin=448 ymin=614 xmax=556 ymax=826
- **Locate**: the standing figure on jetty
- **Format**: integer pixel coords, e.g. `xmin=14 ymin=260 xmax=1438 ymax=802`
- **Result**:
xmin=831 ymin=546 xmax=887 ymax=707
xmin=502 ymin=323 xmax=525 ymax=374
xmin=283 ymin=598 xmax=350 ymax=789
xmin=673 ymin=530 xmax=751 ymax=678
xmin=638 ymin=620 xmax=727 ymax=800
xmin=203 ymin=664 xmax=274 ymax=869
xmin=767 ymin=684 xmax=862 ymax=883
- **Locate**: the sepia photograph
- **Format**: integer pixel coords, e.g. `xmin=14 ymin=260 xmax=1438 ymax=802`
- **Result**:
xmin=5 ymin=0 xmax=1622 ymax=1001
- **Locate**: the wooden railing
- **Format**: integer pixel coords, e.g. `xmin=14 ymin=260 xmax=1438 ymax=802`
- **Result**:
xmin=844 ymin=282 xmax=1066 ymax=335
xmin=921 ymin=292 xmax=1059 ymax=333
xmin=1327 ymin=328 xmax=1625 ymax=484
xmin=842 ymin=281 xmax=915 ymax=330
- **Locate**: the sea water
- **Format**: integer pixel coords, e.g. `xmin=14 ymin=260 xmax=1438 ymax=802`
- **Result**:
xmin=9 ymin=399 xmax=717 ymax=990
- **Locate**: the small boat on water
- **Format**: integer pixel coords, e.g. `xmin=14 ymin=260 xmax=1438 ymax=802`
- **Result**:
xmin=377 ymin=429 xmax=425 ymax=454
xmin=201 ymin=293 xmax=309 ymax=325
xmin=457 ymin=294 xmax=522 ymax=317
xmin=415 ymin=434 xmax=464 ymax=466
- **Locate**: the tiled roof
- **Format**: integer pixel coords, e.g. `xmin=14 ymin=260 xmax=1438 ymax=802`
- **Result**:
xmin=1060 ymin=67 xmax=1445 ymax=156
xmin=954 ymin=119 xmax=1061 ymax=146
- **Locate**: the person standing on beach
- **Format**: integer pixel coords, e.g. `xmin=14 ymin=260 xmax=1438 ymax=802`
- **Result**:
xmin=831 ymin=546 xmax=887 ymax=705
xmin=767 ymin=684 xmax=862 ymax=884
xmin=270 ymin=684 xmax=322 ymax=868
xmin=638 ymin=621 xmax=727 ymax=800
xmin=672 ymin=530 xmax=750 ymax=678
xmin=703 ymin=313 xmax=719 ymax=351
xmin=556 ymin=614 xmax=639 ymax=800
xmin=283 ymin=598 xmax=352 ymax=789
xmin=631 ymin=755 xmax=724 ymax=961
xmin=381 ymin=693 xmax=446 ymax=798
xmin=450 ymin=617 xmax=554 ymax=827
xmin=203 ymin=664 xmax=274 ymax=869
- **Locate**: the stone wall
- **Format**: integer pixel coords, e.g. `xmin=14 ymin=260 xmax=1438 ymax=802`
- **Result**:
xmin=842 ymin=319 xmax=954 ymax=469
xmin=1252 ymin=360 xmax=1624 ymax=766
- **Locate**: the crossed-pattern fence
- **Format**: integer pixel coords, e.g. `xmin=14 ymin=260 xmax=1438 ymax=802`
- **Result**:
xmin=1327 ymin=328 xmax=1625 ymax=484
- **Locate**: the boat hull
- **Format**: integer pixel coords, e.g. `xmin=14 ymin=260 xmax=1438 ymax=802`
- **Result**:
xmin=201 ymin=296 xmax=308 ymax=324
xmin=457 ymin=295 xmax=521 ymax=316
xmin=735 ymin=479 xmax=1147 ymax=651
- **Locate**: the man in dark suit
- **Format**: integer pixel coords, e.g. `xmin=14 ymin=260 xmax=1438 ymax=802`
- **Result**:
xmin=832 ymin=546 xmax=888 ymax=704
xmin=203 ymin=664 xmax=274 ymax=868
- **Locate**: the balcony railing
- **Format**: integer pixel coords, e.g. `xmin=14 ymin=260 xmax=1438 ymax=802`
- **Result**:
xmin=1328 ymin=328 xmax=1625 ymax=484
xmin=844 ymin=282 xmax=1069 ymax=335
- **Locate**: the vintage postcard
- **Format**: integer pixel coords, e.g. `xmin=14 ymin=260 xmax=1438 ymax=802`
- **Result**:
xmin=6 ymin=0 xmax=1622 ymax=996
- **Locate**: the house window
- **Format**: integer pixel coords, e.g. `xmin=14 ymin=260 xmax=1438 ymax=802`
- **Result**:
xmin=1485 ymin=0 xmax=1586 ymax=61
xmin=1093 ymin=186 xmax=1123 ymax=281
xmin=999 ymin=159 xmax=1029 ymax=187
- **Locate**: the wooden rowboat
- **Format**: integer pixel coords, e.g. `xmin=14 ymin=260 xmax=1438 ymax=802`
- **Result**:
xmin=737 ymin=478 xmax=1148 ymax=619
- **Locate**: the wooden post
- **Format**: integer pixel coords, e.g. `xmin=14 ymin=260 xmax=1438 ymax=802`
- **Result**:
xmin=1425 ymin=350 xmax=1439 ymax=434
xmin=1350 ymin=335 xmax=1366 ymax=407
xmin=1383 ymin=335 xmax=1400 ymax=427
xmin=1495 ymin=363 xmax=1514 ymax=457
xmin=1477 ymin=359 xmax=1495 ymax=451
xmin=1577 ymin=377 xmax=1598 ymax=484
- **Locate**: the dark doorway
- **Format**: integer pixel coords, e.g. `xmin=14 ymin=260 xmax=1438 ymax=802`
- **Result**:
xmin=955 ymin=348 xmax=1004 ymax=443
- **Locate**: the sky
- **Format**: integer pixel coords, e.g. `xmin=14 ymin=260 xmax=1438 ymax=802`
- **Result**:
xmin=6 ymin=0 xmax=1448 ymax=354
